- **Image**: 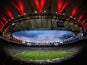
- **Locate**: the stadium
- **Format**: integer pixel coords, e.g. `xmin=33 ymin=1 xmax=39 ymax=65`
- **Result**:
xmin=0 ymin=0 xmax=87 ymax=65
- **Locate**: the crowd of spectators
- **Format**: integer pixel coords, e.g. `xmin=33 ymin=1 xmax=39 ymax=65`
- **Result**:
xmin=1 ymin=26 xmax=86 ymax=46
xmin=63 ymin=33 xmax=84 ymax=43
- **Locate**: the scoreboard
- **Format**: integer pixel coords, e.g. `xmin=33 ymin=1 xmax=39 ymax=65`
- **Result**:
xmin=57 ymin=20 xmax=64 ymax=27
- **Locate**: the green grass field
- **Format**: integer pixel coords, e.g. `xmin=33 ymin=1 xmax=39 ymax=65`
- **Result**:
xmin=15 ymin=51 xmax=72 ymax=60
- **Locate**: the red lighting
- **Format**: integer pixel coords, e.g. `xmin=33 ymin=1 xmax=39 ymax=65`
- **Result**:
xmin=71 ymin=7 xmax=80 ymax=18
xmin=17 ymin=0 xmax=25 ymax=16
xmin=84 ymin=23 xmax=87 ymax=30
xmin=34 ymin=0 xmax=45 ymax=13
xmin=0 ymin=21 xmax=4 ymax=26
xmin=0 ymin=21 xmax=5 ymax=31
xmin=71 ymin=7 xmax=78 ymax=18
xmin=82 ymin=20 xmax=86 ymax=25
xmin=0 ymin=25 xmax=3 ymax=31
xmin=0 ymin=26 xmax=3 ymax=31
xmin=57 ymin=0 xmax=68 ymax=14
xmin=5 ymin=9 xmax=14 ymax=20
xmin=78 ymin=15 xmax=83 ymax=22
xmin=11 ymin=0 xmax=25 ymax=16
xmin=1 ymin=16 xmax=8 ymax=23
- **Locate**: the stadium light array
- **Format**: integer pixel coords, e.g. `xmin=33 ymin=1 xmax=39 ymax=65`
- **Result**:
xmin=56 ymin=12 xmax=58 ymax=14
xmin=18 ymin=15 xmax=21 ymax=17
xmin=44 ymin=10 xmax=46 ymax=13
xmin=62 ymin=13 xmax=65 ymax=15
xmin=34 ymin=11 xmax=38 ymax=13
xmin=24 ymin=13 xmax=27 ymax=16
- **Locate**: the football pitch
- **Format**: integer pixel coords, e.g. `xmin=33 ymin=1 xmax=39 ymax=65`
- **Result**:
xmin=15 ymin=51 xmax=72 ymax=60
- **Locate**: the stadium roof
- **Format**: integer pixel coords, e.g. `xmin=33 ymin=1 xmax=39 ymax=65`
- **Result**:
xmin=0 ymin=0 xmax=87 ymax=31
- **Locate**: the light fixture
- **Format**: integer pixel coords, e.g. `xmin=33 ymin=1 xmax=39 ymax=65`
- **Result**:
xmin=56 ymin=12 xmax=58 ymax=14
xmin=12 ymin=23 xmax=15 ymax=26
xmin=63 ymin=13 xmax=65 ymax=15
xmin=24 ymin=13 xmax=27 ymax=16
xmin=44 ymin=10 xmax=46 ymax=13
xmin=70 ymin=16 xmax=73 ymax=18
xmin=18 ymin=15 xmax=21 ymax=17
xmin=34 ymin=11 xmax=38 ymax=13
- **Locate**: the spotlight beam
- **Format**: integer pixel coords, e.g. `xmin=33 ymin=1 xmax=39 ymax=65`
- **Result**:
xmin=78 ymin=15 xmax=83 ymax=22
xmin=5 ymin=9 xmax=14 ymax=20
xmin=0 ymin=21 xmax=4 ymax=26
xmin=82 ymin=20 xmax=87 ymax=25
xmin=34 ymin=0 xmax=45 ymax=14
xmin=71 ymin=7 xmax=81 ymax=18
xmin=57 ymin=0 xmax=68 ymax=14
xmin=0 ymin=9 xmax=14 ymax=20
xmin=10 ymin=0 xmax=25 ymax=16
xmin=1 ymin=16 xmax=8 ymax=23
xmin=83 ymin=23 xmax=87 ymax=30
